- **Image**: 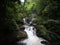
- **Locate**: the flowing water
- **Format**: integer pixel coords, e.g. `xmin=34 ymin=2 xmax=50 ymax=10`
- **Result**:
xmin=17 ymin=18 xmax=46 ymax=45
xmin=18 ymin=25 xmax=46 ymax=45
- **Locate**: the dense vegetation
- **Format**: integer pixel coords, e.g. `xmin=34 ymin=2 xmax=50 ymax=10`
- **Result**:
xmin=0 ymin=0 xmax=60 ymax=45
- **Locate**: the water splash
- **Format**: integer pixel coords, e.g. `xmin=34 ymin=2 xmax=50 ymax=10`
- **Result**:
xmin=18 ymin=18 xmax=46 ymax=45
xmin=21 ymin=25 xmax=46 ymax=45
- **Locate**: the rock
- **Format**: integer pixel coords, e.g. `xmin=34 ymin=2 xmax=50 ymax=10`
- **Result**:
xmin=17 ymin=31 xmax=27 ymax=40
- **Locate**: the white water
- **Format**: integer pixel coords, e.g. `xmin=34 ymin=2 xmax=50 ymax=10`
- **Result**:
xmin=19 ymin=25 xmax=46 ymax=45
xmin=18 ymin=18 xmax=46 ymax=45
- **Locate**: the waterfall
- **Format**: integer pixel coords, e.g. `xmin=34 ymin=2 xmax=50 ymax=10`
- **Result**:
xmin=17 ymin=18 xmax=46 ymax=45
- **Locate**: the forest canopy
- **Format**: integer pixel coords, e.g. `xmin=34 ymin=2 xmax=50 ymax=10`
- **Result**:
xmin=0 ymin=0 xmax=60 ymax=45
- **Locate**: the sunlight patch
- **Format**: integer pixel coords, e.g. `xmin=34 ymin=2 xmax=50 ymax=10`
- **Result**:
xmin=20 ymin=0 xmax=25 ymax=2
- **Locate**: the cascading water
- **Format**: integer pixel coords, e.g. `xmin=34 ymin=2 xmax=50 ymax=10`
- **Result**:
xmin=17 ymin=18 xmax=46 ymax=45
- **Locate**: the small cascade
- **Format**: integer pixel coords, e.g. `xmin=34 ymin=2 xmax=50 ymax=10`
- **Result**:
xmin=17 ymin=18 xmax=46 ymax=45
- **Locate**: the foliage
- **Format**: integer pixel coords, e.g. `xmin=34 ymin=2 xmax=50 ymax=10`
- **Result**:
xmin=0 ymin=0 xmax=19 ymax=45
xmin=0 ymin=0 xmax=60 ymax=45
xmin=34 ymin=0 xmax=60 ymax=44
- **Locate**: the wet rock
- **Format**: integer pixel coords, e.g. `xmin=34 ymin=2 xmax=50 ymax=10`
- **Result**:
xmin=17 ymin=31 xmax=27 ymax=40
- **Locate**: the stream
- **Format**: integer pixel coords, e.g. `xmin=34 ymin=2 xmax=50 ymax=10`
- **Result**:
xmin=17 ymin=18 xmax=46 ymax=45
